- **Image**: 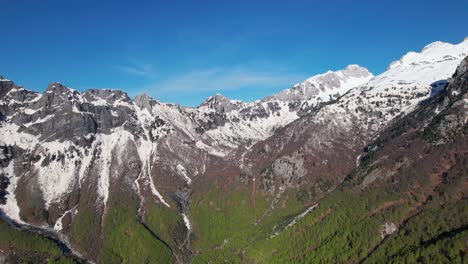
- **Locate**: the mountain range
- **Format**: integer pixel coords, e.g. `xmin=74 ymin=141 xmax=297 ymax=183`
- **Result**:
xmin=0 ymin=38 xmax=467 ymax=263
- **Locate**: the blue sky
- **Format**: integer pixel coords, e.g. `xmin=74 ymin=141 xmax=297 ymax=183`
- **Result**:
xmin=1 ymin=0 xmax=467 ymax=106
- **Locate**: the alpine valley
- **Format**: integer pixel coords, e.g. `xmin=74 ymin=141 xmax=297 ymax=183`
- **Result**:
xmin=1 ymin=38 xmax=467 ymax=263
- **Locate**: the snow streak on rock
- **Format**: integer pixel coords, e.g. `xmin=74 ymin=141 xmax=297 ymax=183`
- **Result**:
xmin=271 ymin=204 xmax=318 ymax=238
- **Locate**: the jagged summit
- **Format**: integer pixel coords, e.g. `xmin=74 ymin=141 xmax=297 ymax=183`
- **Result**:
xmin=197 ymin=93 xmax=241 ymax=113
xmin=134 ymin=93 xmax=154 ymax=101
xmin=3 ymin=38 xmax=464 ymax=150
xmin=134 ymin=92 xmax=156 ymax=102
xmin=388 ymin=38 xmax=468 ymax=71
xmin=0 ymin=77 xmax=19 ymax=100
xmin=455 ymin=53 xmax=468 ymax=76
xmin=133 ymin=93 xmax=159 ymax=110
xmin=264 ymin=64 xmax=373 ymax=103
xmin=83 ymin=88 xmax=131 ymax=102
xmin=199 ymin=93 xmax=230 ymax=105
xmin=302 ymin=64 xmax=372 ymax=85
xmin=45 ymin=82 xmax=75 ymax=94
xmin=0 ymin=76 xmax=12 ymax=83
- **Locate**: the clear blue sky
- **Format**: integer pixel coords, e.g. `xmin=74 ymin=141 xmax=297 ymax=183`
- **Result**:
xmin=2 ymin=0 xmax=467 ymax=106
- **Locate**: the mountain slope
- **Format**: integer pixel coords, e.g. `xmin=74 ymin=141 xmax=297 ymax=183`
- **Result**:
xmin=0 ymin=39 xmax=467 ymax=263
xmin=190 ymin=54 xmax=468 ymax=264
xmin=239 ymin=38 xmax=468 ymax=195
xmin=188 ymin=39 xmax=468 ymax=262
xmin=0 ymin=63 xmax=372 ymax=262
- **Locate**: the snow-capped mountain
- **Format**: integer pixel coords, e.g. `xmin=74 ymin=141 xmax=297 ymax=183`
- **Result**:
xmin=264 ymin=64 xmax=372 ymax=104
xmin=0 ymin=38 xmax=467 ymax=263
xmin=190 ymin=64 xmax=373 ymax=147
xmin=0 ymin=62 xmax=374 ymax=260
xmin=241 ymin=38 xmax=468 ymax=193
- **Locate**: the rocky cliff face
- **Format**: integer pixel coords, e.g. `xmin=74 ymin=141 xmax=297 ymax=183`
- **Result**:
xmin=0 ymin=39 xmax=467 ymax=263
xmin=264 ymin=64 xmax=372 ymax=105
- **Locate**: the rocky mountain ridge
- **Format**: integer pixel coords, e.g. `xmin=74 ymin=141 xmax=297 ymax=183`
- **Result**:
xmin=0 ymin=38 xmax=467 ymax=263
xmin=239 ymin=38 xmax=468 ymax=194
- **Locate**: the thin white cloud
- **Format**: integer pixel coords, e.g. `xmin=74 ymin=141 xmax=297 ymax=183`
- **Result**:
xmin=115 ymin=63 xmax=154 ymax=77
xmin=155 ymin=66 xmax=307 ymax=94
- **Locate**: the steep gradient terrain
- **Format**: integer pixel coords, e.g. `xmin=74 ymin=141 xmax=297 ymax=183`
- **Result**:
xmin=191 ymin=51 xmax=468 ymax=264
xmin=0 ymin=39 xmax=467 ymax=263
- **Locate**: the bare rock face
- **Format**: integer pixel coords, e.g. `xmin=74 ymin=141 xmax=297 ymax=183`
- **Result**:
xmin=133 ymin=93 xmax=159 ymax=110
xmin=380 ymin=222 xmax=398 ymax=239
xmin=199 ymin=94 xmax=241 ymax=113
xmin=0 ymin=79 xmax=39 ymax=118
xmin=260 ymin=153 xmax=307 ymax=192
xmin=265 ymin=64 xmax=373 ymax=102
xmin=0 ymin=149 xmax=11 ymax=205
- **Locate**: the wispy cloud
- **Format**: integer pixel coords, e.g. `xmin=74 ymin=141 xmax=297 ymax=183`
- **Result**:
xmin=115 ymin=63 xmax=154 ymax=77
xmin=154 ymin=66 xmax=307 ymax=94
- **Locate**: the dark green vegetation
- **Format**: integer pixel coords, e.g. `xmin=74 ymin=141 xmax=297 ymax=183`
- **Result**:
xmin=0 ymin=218 xmax=78 ymax=263
xmin=186 ymin=183 xmax=465 ymax=263
xmin=96 ymin=189 xmax=174 ymax=263
xmin=366 ymin=201 xmax=467 ymax=263
xmin=71 ymin=201 xmax=102 ymax=257
xmin=144 ymin=201 xmax=186 ymax=254
xmin=189 ymin=186 xmax=306 ymax=263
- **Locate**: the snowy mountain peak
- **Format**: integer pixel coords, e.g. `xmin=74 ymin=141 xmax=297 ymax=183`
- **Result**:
xmin=421 ymin=41 xmax=452 ymax=52
xmin=198 ymin=93 xmax=238 ymax=112
xmin=45 ymin=82 xmax=77 ymax=95
xmin=134 ymin=93 xmax=159 ymax=110
xmin=344 ymin=64 xmax=372 ymax=77
xmin=83 ymin=88 xmax=130 ymax=101
xmin=303 ymin=64 xmax=372 ymax=84
xmin=321 ymin=39 xmax=468 ymax=140
xmin=0 ymin=77 xmax=13 ymax=89
xmin=80 ymin=88 xmax=132 ymax=108
xmin=201 ymin=93 xmax=229 ymax=104
xmin=345 ymin=64 xmax=361 ymax=69
xmin=264 ymin=65 xmax=373 ymax=103
xmin=388 ymin=38 xmax=468 ymax=71
xmin=134 ymin=93 xmax=154 ymax=101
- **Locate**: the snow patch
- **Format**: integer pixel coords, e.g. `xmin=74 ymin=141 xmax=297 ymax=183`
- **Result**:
xmin=0 ymin=161 xmax=24 ymax=224
xmin=271 ymin=204 xmax=318 ymax=238
xmin=24 ymin=115 xmax=55 ymax=127
xmin=147 ymin=157 xmax=171 ymax=208
xmin=35 ymin=141 xmax=78 ymax=208
xmin=176 ymin=164 xmax=191 ymax=184
xmin=53 ymin=205 xmax=77 ymax=231
xmin=23 ymin=108 xmax=40 ymax=115
xmin=195 ymin=141 xmax=226 ymax=157
xmin=182 ymin=213 xmax=191 ymax=231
